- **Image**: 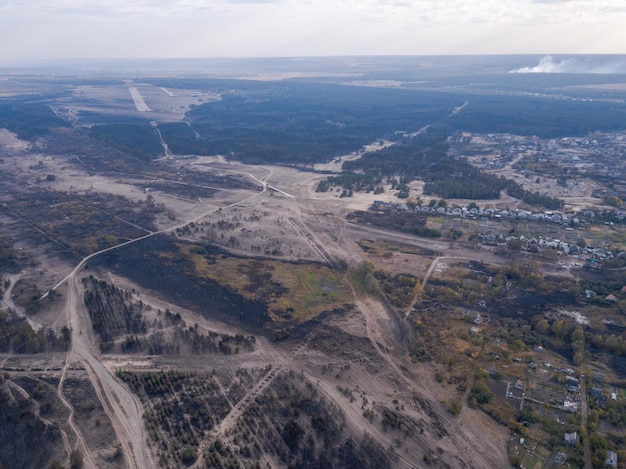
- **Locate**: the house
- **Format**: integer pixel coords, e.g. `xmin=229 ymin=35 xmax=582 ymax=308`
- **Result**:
xmin=469 ymin=327 xmax=480 ymax=335
xmin=564 ymin=432 xmax=578 ymax=446
xmin=591 ymin=388 xmax=604 ymax=399
xmin=605 ymin=450 xmax=618 ymax=468
xmin=566 ymin=376 xmax=579 ymax=392
xmin=554 ymin=451 xmax=567 ymax=465
xmin=563 ymin=399 xmax=578 ymax=412
xmin=605 ymin=294 xmax=617 ymax=302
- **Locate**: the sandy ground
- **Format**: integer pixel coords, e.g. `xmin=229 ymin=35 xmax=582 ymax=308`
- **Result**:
xmin=3 ymin=81 xmax=619 ymax=467
xmin=0 ymin=129 xmax=31 ymax=152
xmin=0 ymin=129 xmax=521 ymax=468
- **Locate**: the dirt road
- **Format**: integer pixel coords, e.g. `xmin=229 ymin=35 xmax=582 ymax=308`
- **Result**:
xmin=42 ymin=162 xmax=286 ymax=468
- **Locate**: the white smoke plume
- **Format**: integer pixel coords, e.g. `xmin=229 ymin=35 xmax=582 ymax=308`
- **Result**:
xmin=510 ymin=55 xmax=626 ymax=74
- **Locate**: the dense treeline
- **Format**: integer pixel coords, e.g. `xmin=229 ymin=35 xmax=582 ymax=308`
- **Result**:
xmin=325 ymin=125 xmax=561 ymax=208
xmin=446 ymin=94 xmax=626 ymax=138
xmin=0 ymin=235 xmax=21 ymax=275
xmin=0 ymin=308 xmax=70 ymax=353
xmin=506 ymin=183 xmax=562 ymax=209
xmin=88 ymin=123 xmax=163 ymax=160
xmin=82 ymin=276 xmax=146 ymax=344
xmin=157 ymin=122 xmax=207 ymax=155
xmin=342 ymin=127 xmax=451 ymax=179
xmin=424 ymin=174 xmax=561 ymax=208
xmin=120 ymin=320 xmax=256 ymax=356
xmin=349 ymin=210 xmax=441 ymax=238
xmin=423 ymin=177 xmax=501 ymax=200
xmin=170 ymin=83 xmax=462 ymax=164
xmin=0 ymin=97 xmax=68 ymax=139
xmin=175 ymin=82 xmax=626 ymax=167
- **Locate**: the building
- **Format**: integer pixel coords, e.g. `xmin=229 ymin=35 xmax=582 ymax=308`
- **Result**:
xmin=563 ymin=399 xmax=578 ymax=413
xmin=605 ymin=450 xmax=618 ymax=468
xmin=591 ymin=388 xmax=604 ymax=399
xmin=554 ymin=451 xmax=567 ymax=465
xmin=564 ymin=432 xmax=578 ymax=446
xmin=566 ymin=376 xmax=579 ymax=392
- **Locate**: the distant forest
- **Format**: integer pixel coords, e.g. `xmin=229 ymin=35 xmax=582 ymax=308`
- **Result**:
xmin=160 ymin=81 xmax=463 ymax=164
xmin=319 ymin=125 xmax=562 ymax=208
xmin=157 ymin=79 xmax=626 ymax=166
xmin=446 ymin=94 xmax=626 ymax=138
xmin=0 ymin=97 xmax=68 ymax=139
xmin=3 ymin=79 xmax=626 ymax=174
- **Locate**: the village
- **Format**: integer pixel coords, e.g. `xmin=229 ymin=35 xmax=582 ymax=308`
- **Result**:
xmin=458 ymin=131 xmax=626 ymax=184
xmin=372 ymin=199 xmax=624 ymax=264
xmin=496 ymin=347 xmax=625 ymax=468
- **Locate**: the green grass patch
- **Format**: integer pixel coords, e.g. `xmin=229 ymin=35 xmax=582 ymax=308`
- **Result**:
xmin=180 ymin=244 xmax=350 ymax=323
xmin=520 ymin=451 xmax=542 ymax=469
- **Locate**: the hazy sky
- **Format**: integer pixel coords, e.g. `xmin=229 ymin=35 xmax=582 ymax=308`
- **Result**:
xmin=1 ymin=0 xmax=625 ymax=63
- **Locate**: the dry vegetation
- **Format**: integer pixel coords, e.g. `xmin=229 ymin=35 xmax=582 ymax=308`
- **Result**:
xmin=3 ymin=77 xmax=626 ymax=469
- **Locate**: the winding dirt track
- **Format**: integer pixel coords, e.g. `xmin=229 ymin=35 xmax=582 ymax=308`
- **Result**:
xmin=352 ymin=285 xmax=502 ymax=469
xmin=36 ymin=150 xmax=512 ymax=467
xmin=63 ymin=266 xmax=148 ymax=469
xmin=48 ymin=165 xmax=278 ymax=468
xmin=57 ymin=352 xmax=97 ymax=468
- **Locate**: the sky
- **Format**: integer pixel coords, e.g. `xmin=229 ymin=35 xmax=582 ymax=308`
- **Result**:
xmin=1 ymin=0 xmax=625 ymax=64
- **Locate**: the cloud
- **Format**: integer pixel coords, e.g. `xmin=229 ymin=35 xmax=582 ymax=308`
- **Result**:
xmin=510 ymin=55 xmax=626 ymax=74
xmin=1 ymin=0 xmax=626 ymax=62
xmin=223 ymin=0 xmax=283 ymax=3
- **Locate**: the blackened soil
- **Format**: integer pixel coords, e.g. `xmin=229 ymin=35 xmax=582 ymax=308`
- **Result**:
xmin=90 ymin=235 xmax=270 ymax=332
xmin=496 ymin=290 xmax=578 ymax=320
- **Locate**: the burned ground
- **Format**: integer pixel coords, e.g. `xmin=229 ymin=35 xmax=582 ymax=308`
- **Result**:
xmin=90 ymin=235 xmax=271 ymax=332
